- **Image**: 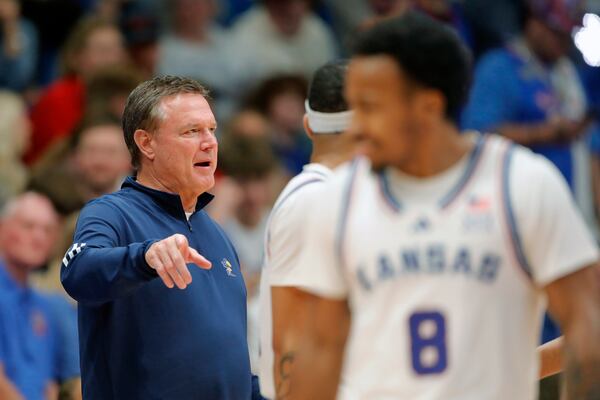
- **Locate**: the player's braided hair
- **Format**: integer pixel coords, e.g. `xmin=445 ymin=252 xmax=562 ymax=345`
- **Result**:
xmin=122 ymin=75 xmax=209 ymax=170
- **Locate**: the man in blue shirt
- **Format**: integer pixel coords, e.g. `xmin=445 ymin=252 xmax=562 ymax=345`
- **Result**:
xmin=0 ymin=192 xmax=80 ymax=400
xmin=61 ymin=75 xmax=258 ymax=399
xmin=462 ymin=0 xmax=590 ymax=188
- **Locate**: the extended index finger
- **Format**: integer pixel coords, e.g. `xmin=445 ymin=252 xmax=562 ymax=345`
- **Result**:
xmin=187 ymin=247 xmax=212 ymax=270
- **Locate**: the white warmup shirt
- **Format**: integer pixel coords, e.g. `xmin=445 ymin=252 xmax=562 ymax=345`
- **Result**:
xmin=258 ymin=163 xmax=333 ymax=399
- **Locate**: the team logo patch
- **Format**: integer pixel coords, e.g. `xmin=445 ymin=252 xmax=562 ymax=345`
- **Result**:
xmin=463 ymin=194 xmax=493 ymax=233
xmin=62 ymin=243 xmax=86 ymax=267
xmin=221 ymin=258 xmax=236 ymax=277
xmin=412 ymin=216 xmax=431 ymax=233
xmin=468 ymin=194 xmax=491 ymax=212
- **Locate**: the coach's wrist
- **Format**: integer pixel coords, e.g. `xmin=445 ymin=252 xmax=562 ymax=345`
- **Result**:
xmin=140 ymin=239 xmax=161 ymax=278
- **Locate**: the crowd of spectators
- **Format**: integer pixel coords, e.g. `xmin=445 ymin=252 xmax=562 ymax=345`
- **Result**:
xmin=0 ymin=0 xmax=599 ymax=398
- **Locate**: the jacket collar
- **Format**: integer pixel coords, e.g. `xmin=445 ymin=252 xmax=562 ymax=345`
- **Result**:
xmin=122 ymin=176 xmax=214 ymax=218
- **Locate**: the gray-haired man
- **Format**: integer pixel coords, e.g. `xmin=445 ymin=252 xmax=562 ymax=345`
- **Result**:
xmin=61 ymin=76 xmax=260 ymax=399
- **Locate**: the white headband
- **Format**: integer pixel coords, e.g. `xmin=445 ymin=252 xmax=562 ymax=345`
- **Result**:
xmin=305 ymin=100 xmax=353 ymax=134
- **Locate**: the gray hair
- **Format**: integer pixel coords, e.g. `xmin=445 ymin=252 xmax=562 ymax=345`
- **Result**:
xmin=121 ymin=75 xmax=210 ymax=169
xmin=0 ymin=192 xmax=56 ymax=221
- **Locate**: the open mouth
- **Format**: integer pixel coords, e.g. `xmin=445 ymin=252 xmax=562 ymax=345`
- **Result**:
xmin=194 ymin=161 xmax=211 ymax=168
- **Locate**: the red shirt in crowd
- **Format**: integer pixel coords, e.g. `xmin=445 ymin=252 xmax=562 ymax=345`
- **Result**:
xmin=25 ymin=75 xmax=85 ymax=165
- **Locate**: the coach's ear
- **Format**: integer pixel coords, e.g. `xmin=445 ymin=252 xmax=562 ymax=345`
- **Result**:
xmin=134 ymin=129 xmax=156 ymax=161
xmin=303 ymin=114 xmax=315 ymax=140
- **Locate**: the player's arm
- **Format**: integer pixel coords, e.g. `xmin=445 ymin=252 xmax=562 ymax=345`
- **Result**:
xmin=271 ymin=286 xmax=308 ymax=398
xmin=272 ymin=287 xmax=350 ymax=400
xmin=61 ymin=201 xmax=210 ymax=304
xmin=287 ymin=293 xmax=350 ymax=400
xmin=269 ymin=175 xmax=352 ymax=399
xmin=538 ymin=336 xmax=563 ymax=379
xmin=544 ymin=264 xmax=600 ymax=399
xmin=513 ymin=153 xmax=600 ymax=396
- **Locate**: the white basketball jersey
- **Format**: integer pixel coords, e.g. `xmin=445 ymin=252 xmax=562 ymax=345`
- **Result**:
xmin=258 ymin=163 xmax=333 ymax=399
xmin=296 ymin=134 xmax=599 ymax=400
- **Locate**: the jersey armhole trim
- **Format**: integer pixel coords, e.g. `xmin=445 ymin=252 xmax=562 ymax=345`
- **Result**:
xmin=500 ymin=144 xmax=534 ymax=281
xmin=377 ymin=170 xmax=402 ymax=213
xmin=335 ymin=159 xmax=361 ymax=273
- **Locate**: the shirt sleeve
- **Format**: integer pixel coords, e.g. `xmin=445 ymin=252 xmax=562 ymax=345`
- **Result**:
xmin=461 ymin=50 xmax=516 ymax=132
xmin=512 ymin=150 xmax=599 ymax=286
xmin=268 ymin=182 xmax=324 ymax=287
xmin=289 ymin=173 xmax=352 ymax=299
xmin=60 ymin=199 xmax=160 ymax=305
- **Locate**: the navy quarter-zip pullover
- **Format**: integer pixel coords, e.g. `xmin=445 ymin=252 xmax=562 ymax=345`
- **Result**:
xmin=61 ymin=177 xmax=252 ymax=400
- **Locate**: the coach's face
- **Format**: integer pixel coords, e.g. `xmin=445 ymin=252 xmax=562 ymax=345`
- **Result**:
xmin=346 ymin=55 xmax=423 ymax=171
xmin=149 ymin=94 xmax=218 ymax=196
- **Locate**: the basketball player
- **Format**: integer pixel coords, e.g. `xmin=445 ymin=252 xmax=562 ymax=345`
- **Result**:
xmin=277 ymin=13 xmax=600 ymax=400
xmin=258 ymin=60 xmax=357 ymax=399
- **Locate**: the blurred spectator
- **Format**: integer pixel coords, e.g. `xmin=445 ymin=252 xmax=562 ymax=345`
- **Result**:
xmin=84 ymin=64 xmax=143 ymax=120
xmin=21 ymin=0 xmax=83 ymax=85
xmin=231 ymin=0 xmax=337 ymax=83
xmin=580 ymin=63 xmax=600 ymax=221
xmin=463 ymin=0 xmax=526 ymax=57
xmin=0 ymin=91 xmax=30 ymax=208
xmin=368 ymin=0 xmax=413 ymax=15
xmin=326 ymin=0 xmax=472 ymax=54
xmin=119 ymin=0 xmax=161 ymax=78
xmin=26 ymin=65 xmax=140 ymax=189
xmin=216 ymin=0 xmax=254 ymax=26
xmin=93 ymin=0 xmax=126 ymax=21
xmin=219 ymin=134 xmax=277 ymax=282
xmin=0 ymin=192 xmax=80 ymax=400
xmin=157 ymin=0 xmax=244 ymax=119
xmin=208 ymin=108 xmax=276 ymax=226
xmin=227 ymin=108 xmax=271 ymax=139
xmin=0 ymin=0 xmax=38 ymax=91
xmin=414 ymin=0 xmax=473 ymax=48
xmin=29 ymin=115 xmax=131 ymax=216
xmin=247 ymin=74 xmax=311 ymax=176
xmin=362 ymin=0 xmax=473 ymax=46
xmin=353 ymin=0 xmax=413 ymax=32
xmin=26 ymin=17 xmax=127 ymax=166
xmin=463 ymin=0 xmax=589 ymax=191
xmin=322 ymin=0 xmax=374 ymax=54
xmin=218 ymin=134 xmax=278 ymax=374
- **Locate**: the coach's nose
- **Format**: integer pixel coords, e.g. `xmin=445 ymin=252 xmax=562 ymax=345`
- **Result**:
xmin=200 ymin=129 xmax=218 ymax=152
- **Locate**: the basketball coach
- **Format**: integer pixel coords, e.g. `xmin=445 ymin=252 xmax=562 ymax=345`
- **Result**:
xmin=61 ymin=76 xmax=260 ymax=399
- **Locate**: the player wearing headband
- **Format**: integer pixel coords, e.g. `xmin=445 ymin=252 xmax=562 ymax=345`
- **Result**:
xmin=257 ymin=60 xmax=357 ymax=399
